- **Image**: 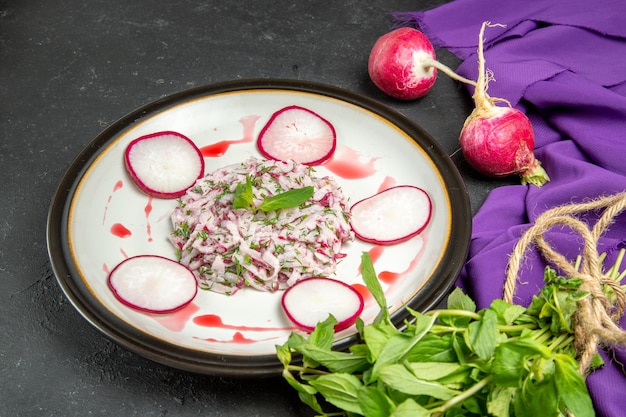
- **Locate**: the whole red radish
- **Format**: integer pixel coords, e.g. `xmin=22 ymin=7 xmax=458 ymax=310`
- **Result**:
xmin=368 ymin=27 xmax=476 ymax=100
xmin=368 ymin=27 xmax=438 ymax=100
xmin=459 ymin=22 xmax=549 ymax=186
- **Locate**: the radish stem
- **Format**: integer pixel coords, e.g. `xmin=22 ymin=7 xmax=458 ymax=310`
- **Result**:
xmin=422 ymin=57 xmax=477 ymax=87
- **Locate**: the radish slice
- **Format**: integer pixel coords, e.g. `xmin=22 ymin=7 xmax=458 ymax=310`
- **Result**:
xmin=281 ymin=277 xmax=364 ymax=332
xmin=108 ymin=255 xmax=198 ymax=314
xmin=350 ymin=185 xmax=432 ymax=245
xmin=124 ymin=131 xmax=205 ymax=199
xmin=257 ymin=105 xmax=336 ymax=165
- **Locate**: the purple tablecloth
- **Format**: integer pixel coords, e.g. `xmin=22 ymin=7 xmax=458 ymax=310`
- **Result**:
xmin=395 ymin=1 xmax=626 ymax=415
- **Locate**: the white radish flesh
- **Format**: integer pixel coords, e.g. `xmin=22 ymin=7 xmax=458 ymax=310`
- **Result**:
xmin=350 ymin=185 xmax=432 ymax=245
xmin=125 ymin=131 xmax=205 ymax=198
xmin=257 ymin=105 xmax=336 ymax=165
xmin=281 ymin=277 xmax=364 ymax=332
xmin=108 ymin=255 xmax=198 ymax=314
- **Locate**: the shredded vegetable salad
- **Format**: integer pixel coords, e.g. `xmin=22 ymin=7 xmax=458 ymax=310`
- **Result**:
xmin=169 ymin=157 xmax=353 ymax=295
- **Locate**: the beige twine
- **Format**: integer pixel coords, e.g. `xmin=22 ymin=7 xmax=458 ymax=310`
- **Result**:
xmin=503 ymin=192 xmax=626 ymax=375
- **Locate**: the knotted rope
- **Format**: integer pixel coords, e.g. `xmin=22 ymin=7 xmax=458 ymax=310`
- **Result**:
xmin=503 ymin=192 xmax=626 ymax=375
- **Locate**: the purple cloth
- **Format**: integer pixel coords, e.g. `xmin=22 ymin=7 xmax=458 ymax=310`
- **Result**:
xmin=395 ymin=1 xmax=626 ymax=416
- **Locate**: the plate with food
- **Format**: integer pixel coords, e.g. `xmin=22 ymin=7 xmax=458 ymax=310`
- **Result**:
xmin=46 ymin=79 xmax=471 ymax=376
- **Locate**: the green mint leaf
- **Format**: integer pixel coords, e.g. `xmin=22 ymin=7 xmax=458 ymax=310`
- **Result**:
xmin=357 ymin=386 xmax=395 ymax=417
xmin=554 ymin=354 xmax=595 ymax=417
xmin=492 ymin=338 xmax=552 ymax=387
xmin=403 ymin=334 xmax=456 ymax=363
xmin=513 ymin=378 xmax=559 ymax=417
xmin=258 ymin=186 xmax=314 ymax=212
xmin=371 ymin=316 xmax=435 ymax=380
xmin=232 ymin=175 xmax=254 ymax=210
xmin=309 ymin=373 xmax=364 ymax=414
xmin=447 ymin=287 xmax=476 ymax=312
xmin=307 ymin=314 xmax=337 ymax=351
xmin=363 ymin=322 xmax=400 ymax=362
xmin=377 ymin=363 xmax=459 ymax=400
xmin=390 ymin=399 xmax=430 ymax=417
xmin=281 ymin=371 xmax=324 ymax=414
xmin=275 ymin=343 xmax=292 ymax=368
xmin=360 ymin=251 xmax=389 ymax=324
xmin=465 ymin=308 xmax=498 ymax=361
xmin=487 ymin=386 xmax=517 ymax=417
xmin=405 ymin=362 xmax=467 ymax=382
xmin=490 ymin=299 xmax=527 ymax=325
xmin=292 ymin=343 xmax=369 ymax=374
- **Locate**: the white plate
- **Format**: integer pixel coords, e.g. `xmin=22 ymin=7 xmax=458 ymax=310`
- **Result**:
xmin=47 ymin=79 xmax=471 ymax=376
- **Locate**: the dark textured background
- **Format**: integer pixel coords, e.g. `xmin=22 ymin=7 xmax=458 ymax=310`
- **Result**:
xmin=0 ymin=1 xmax=507 ymax=415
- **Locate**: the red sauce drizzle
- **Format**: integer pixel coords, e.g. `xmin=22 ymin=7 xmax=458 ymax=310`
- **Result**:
xmin=153 ymin=302 xmax=200 ymax=332
xmin=200 ymin=115 xmax=260 ymax=157
xmin=198 ymin=332 xmax=279 ymax=344
xmin=352 ymin=283 xmax=373 ymax=304
xmin=193 ymin=314 xmax=297 ymax=332
xmin=102 ymin=180 xmax=124 ymax=225
xmin=379 ymin=231 xmax=429 ymax=285
xmin=110 ymin=223 xmax=132 ymax=238
xmin=377 ymin=176 xmax=397 ymax=193
xmin=144 ymin=195 xmax=153 ymax=243
xmin=324 ymin=146 xmax=378 ymax=179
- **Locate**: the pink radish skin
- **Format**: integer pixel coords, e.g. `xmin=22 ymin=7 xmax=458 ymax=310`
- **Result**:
xmin=257 ymin=105 xmax=336 ymax=165
xmin=125 ymin=131 xmax=205 ymax=198
xmin=281 ymin=277 xmax=364 ymax=332
xmin=459 ymin=22 xmax=549 ymax=186
xmin=108 ymin=255 xmax=198 ymax=314
xmin=350 ymin=185 xmax=432 ymax=245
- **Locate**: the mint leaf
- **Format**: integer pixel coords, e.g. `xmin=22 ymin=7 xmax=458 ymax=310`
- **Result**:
xmin=489 ymin=299 xmax=526 ymax=325
xmin=371 ymin=317 xmax=435 ymax=379
xmin=258 ymin=186 xmax=314 ymax=212
xmin=360 ymin=251 xmax=390 ymax=325
xmin=378 ymin=363 xmax=459 ymax=400
xmin=309 ymin=373 xmax=363 ymax=414
xmin=447 ymin=287 xmax=476 ymax=312
xmin=554 ymin=354 xmax=595 ymax=417
xmin=466 ymin=308 xmax=498 ymax=361
xmin=390 ymin=399 xmax=430 ymax=417
xmin=307 ymin=314 xmax=337 ymax=351
xmin=403 ymin=334 xmax=456 ymax=363
xmin=405 ymin=362 xmax=467 ymax=382
xmin=487 ymin=386 xmax=516 ymax=417
xmin=292 ymin=342 xmax=369 ymax=374
xmin=513 ymin=378 xmax=559 ymax=417
xmin=232 ymin=175 xmax=254 ymax=210
xmin=357 ymin=386 xmax=395 ymax=417
xmin=282 ymin=370 xmax=324 ymax=413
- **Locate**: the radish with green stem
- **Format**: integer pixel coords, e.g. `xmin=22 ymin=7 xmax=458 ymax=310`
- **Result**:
xmin=459 ymin=22 xmax=550 ymax=186
xmin=257 ymin=105 xmax=336 ymax=165
xmin=368 ymin=27 xmax=476 ymax=100
xmin=125 ymin=131 xmax=205 ymax=198
xmin=108 ymin=255 xmax=198 ymax=314
xmin=281 ymin=277 xmax=364 ymax=332
xmin=350 ymin=185 xmax=432 ymax=245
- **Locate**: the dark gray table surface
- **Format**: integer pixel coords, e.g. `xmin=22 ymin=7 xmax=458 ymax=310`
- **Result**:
xmin=1 ymin=1 xmax=512 ymax=416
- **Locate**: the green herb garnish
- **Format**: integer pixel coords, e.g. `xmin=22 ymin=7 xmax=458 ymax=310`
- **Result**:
xmin=232 ymin=176 xmax=314 ymax=213
xmin=278 ymin=252 xmax=607 ymax=417
xmin=232 ymin=175 xmax=255 ymax=211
